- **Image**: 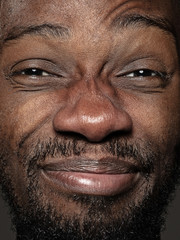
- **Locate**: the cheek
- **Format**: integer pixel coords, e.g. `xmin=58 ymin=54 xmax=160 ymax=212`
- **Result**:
xmin=0 ymin=91 xmax=62 ymax=148
xmin=132 ymin=102 xmax=173 ymax=138
xmin=126 ymin=88 xmax=180 ymax=181
xmin=128 ymin=90 xmax=180 ymax=147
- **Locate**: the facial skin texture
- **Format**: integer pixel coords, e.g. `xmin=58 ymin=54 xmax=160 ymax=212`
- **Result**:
xmin=0 ymin=0 xmax=180 ymax=239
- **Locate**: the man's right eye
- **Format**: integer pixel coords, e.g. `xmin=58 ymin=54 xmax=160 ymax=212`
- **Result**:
xmin=19 ymin=68 xmax=50 ymax=77
xmin=8 ymin=64 xmax=68 ymax=89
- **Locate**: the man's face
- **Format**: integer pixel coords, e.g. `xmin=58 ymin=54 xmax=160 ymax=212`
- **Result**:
xmin=0 ymin=0 xmax=180 ymax=239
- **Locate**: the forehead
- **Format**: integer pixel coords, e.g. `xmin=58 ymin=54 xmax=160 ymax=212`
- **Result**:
xmin=1 ymin=0 xmax=179 ymax=55
xmin=1 ymin=0 xmax=174 ymax=31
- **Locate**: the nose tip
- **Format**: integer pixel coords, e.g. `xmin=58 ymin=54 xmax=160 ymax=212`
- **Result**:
xmin=53 ymin=96 xmax=132 ymax=142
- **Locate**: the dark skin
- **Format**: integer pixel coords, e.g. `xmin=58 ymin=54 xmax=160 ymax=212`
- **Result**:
xmin=0 ymin=0 xmax=180 ymax=239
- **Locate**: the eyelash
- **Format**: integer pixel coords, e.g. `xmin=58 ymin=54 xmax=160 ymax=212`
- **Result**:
xmin=15 ymin=68 xmax=52 ymax=77
xmin=14 ymin=68 xmax=167 ymax=79
xmin=119 ymin=69 xmax=167 ymax=79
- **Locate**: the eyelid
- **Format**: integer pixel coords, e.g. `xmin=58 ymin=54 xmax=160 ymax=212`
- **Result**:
xmin=114 ymin=56 xmax=169 ymax=75
xmin=9 ymin=58 xmax=65 ymax=78
xmin=117 ymin=69 xmax=167 ymax=79
xmin=13 ymin=68 xmax=58 ymax=77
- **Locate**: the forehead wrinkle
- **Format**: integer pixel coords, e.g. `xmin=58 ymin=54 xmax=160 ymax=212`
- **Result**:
xmin=103 ymin=0 xmax=135 ymax=21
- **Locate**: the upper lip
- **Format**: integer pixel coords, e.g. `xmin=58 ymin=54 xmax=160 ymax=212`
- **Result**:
xmin=38 ymin=157 xmax=141 ymax=174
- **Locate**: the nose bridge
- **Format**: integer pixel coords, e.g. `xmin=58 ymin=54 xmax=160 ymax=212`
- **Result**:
xmin=53 ymin=77 xmax=132 ymax=142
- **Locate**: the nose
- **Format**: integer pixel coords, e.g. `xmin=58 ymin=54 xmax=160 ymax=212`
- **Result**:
xmin=53 ymin=88 xmax=132 ymax=142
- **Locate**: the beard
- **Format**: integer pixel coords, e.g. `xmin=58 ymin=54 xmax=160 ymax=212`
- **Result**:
xmin=0 ymin=133 xmax=180 ymax=240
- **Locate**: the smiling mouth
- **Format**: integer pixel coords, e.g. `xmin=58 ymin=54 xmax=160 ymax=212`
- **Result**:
xmin=39 ymin=157 xmax=142 ymax=196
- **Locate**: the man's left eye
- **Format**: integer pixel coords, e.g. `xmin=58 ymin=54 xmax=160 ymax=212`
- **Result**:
xmin=124 ymin=69 xmax=160 ymax=78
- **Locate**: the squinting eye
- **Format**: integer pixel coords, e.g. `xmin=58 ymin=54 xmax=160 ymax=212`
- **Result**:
xmin=21 ymin=68 xmax=50 ymax=77
xmin=125 ymin=69 xmax=159 ymax=78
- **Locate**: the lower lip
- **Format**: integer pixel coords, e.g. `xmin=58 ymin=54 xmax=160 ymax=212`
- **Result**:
xmin=42 ymin=171 xmax=139 ymax=196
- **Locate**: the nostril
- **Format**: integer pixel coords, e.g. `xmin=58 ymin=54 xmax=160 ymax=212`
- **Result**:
xmin=54 ymin=129 xmax=132 ymax=144
xmin=77 ymin=115 xmax=132 ymax=142
xmin=54 ymin=131 xmax=88 ymax=141
xmin=103 ymin=129 xmax=132 ymax=142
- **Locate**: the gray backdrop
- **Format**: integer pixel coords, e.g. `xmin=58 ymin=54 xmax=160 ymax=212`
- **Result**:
xmin=0 ymin=187 xmax=180 ymax=240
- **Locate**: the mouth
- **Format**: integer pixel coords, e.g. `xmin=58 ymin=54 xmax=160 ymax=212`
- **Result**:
xmin=39 ymin=157 xmax=142 ymax=196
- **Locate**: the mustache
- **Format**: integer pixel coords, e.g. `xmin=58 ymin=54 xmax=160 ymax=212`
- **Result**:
xmin=19 ymin=135 xmax=156 ymax=175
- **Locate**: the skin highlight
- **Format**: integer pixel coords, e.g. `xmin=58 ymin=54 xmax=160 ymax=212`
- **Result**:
xmin=0 ymin=0 xmax=180 ymax=239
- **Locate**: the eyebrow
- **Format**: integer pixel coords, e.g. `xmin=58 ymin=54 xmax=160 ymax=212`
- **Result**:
xmin=111 ymin=13 xmax=176 ymax=40
xmin=3 ymin=13 xmax=176 ymax=45
xmin=3 ymin=23 xmax=70 ymax=43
